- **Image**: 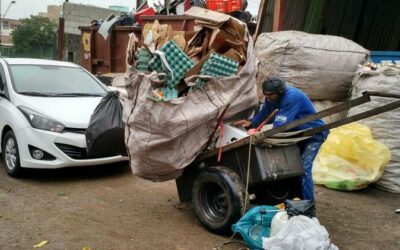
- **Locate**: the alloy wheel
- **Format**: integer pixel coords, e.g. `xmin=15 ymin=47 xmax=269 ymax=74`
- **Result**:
xmin=5 ymin=138 xmax=17 ymax=170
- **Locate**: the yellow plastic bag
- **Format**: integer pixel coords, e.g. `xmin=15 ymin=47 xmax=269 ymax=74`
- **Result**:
xmin=313 ymin=123 xmax=391 ymax=190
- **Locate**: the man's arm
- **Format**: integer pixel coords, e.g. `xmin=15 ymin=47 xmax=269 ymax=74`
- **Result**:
xmin=272 ymin=99 xmax=301 ymax=128
xmin=250 ymin=103 xmax=270 ymax=128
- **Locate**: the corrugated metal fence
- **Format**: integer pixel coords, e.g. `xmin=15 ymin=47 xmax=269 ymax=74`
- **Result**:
xmin=259 ymin=0 xmax=400 ymax=50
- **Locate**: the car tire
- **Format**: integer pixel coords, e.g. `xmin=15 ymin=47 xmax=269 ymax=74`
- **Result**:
xmin=192 ymin=166 xmax=246 ymax=235
xmin=2 ymin=130 xmax=23 ymax=177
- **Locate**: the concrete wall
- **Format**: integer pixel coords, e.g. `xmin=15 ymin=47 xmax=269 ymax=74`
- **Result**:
xmin=63 ymin=2 xmax=123 ymax=35
xmin=64 ymin=34 xmax=81 ymax=64
xmin=47 ymin=5 xmax=62 ymax=23
xmin=62 ymin=2 xmax=123 ymax=64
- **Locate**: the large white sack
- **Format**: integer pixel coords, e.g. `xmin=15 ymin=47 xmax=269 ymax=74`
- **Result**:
xmin=123 ymin=37 xmax=258 ymax=182
xmin=255 ymin=31 xmax=369 ymax=101
xmin=348 ymin=65 xmax=400 ymax=193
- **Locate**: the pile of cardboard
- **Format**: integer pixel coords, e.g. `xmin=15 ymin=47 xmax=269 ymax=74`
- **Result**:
xmin=184 ymin=7 xmax=247 ymax=64
xmin=127 ymin=7 xmax=248 ymax=101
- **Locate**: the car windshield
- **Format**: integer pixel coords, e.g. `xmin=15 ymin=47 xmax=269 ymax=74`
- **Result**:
xmin=9 ymin=65 xmax=106 ymax=97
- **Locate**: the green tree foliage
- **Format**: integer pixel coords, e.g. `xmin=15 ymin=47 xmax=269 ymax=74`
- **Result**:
xmin=11 ymin=16 xmax=57 ymax=56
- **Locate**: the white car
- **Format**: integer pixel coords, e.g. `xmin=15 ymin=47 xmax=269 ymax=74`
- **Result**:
xmin=0 ymin=58 xmax=127 ymax=177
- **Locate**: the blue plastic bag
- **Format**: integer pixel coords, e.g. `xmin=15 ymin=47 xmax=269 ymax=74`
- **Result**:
xmin=232 ymin=205 xmax=279 ymax=250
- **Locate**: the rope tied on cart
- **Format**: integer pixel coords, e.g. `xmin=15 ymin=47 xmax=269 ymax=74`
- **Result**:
xmin=213 ymin=134 xmax=254 ymax=250
xmin=217 ymin=121 xmax=225 ymax=162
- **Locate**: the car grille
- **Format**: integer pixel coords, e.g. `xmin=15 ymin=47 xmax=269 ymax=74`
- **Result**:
xmin=55 ymin=143 xmax=119 ymax=159
xmin=63 ymin=128 xmax=87 ymax=134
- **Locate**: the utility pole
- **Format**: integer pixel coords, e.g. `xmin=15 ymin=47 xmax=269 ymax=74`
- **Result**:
xmin=0 ymin=0 xmax=3 ymax=45
xmin=57 ymin=0 xmax=68 ymax=60
xmin=58 ymin=16 xmax=64 ymax=60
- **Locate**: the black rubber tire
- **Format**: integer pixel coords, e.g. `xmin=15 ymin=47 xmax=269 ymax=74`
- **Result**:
xmin=192 ymin=166 xmax=246 ymax=235
xmin=2 ymin=130 xmax=23 ymax=177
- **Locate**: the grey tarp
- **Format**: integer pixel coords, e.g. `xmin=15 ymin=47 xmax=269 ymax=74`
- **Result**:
xmin=348 ymin=65 xmax=400 ymax=193
xmin=123 ymin=37 xmax=258 ymax=182
xmin=255 ymin=31 xmax=369 ymax=101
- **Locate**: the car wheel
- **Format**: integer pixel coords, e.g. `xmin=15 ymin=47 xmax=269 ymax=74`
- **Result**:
xmin=192 ymin=166 xmax=246 ymax=235
xmin=2 ymin=130 xmax=23 ymax=177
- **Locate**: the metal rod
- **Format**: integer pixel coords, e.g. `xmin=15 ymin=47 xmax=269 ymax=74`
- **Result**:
xmin=262 ymin=92 xmax=371 ymax=137
xmin=254 ymin=0 xmax=269 ymax=39
xmin=364 ymin=91 xmax=400 ymax=99
xmin=196 ymin=91 xmax=400 ymax=161
xmin=196 ymin=136 xmax=251 ymax=162
xmin=302 ymin=100 xmax=400 ymax=136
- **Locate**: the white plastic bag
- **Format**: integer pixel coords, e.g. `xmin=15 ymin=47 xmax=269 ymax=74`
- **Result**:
xmin=270 ymin=211 xmax=289 ymax=237
xmin=262 ymin=215 xmax=338 ymax=250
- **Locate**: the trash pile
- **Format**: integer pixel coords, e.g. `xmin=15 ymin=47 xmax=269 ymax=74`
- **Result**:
xmin=232 ymin=200 xmax=338 ymax=250
xmin=122 ymin=7 xmax=258 ymax=181
xmin=348 ymin=63 xmax=400 ymax=193
xmin=128 ymin=6 xmax=248 ymax=101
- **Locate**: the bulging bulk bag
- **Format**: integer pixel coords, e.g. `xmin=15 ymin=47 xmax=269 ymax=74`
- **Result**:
xmin=348 ymin=65 xmax=400 ymax=193
xmin=255 ymin=31 xmax=369 ymax=101
xmin=123 ymin=37 xmax=258 ymax=182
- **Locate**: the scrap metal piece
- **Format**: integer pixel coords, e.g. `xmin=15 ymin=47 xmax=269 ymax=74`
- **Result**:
xmin=98 ymin=14 xmax=119 ymax=40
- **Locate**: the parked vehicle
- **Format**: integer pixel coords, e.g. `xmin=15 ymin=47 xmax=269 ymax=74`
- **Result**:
xmin=0 ymin=58 xmax=127 ymax=177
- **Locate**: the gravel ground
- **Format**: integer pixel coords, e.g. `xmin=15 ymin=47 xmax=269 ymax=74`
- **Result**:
xmin=0 ymin=161 xmax=399 ymax=250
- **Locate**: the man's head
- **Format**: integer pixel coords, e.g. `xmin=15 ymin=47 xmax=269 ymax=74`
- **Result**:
xmin=262 ymin=76 xmax=286 ymax=102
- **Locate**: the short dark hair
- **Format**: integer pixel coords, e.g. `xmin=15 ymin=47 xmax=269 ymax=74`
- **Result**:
xmin=262 ymin=76 xmax=286 ymax=94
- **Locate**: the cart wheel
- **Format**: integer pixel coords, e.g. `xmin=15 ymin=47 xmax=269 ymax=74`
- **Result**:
xmin=192 ymin=166 xmax=246 ymax=235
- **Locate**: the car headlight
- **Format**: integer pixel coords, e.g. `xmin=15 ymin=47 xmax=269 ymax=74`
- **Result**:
xmin=18 ymin=106 xmax=65 ymax=133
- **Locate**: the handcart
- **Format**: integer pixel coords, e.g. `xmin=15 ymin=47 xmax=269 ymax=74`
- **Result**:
xmin=175 ymin=91 xmax=400 ymax=234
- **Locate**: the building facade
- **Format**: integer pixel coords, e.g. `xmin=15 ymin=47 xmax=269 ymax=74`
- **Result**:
xmin=0 ymin=18 xmax=21 ymax=46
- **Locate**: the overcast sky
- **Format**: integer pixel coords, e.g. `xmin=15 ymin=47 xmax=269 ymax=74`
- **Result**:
xmin=2 ymin=0 xmax=136 ymax=19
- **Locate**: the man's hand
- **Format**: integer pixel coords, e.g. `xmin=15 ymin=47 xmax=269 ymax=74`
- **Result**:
xmin=233 ymin=119 xmax=252 ymax=128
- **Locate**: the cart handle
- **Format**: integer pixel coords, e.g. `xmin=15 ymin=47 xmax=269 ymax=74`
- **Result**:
xmin=195 ymin=91 xmax=400 ymax=161
xmin=262 ymin=91 xmax=400 ymax=137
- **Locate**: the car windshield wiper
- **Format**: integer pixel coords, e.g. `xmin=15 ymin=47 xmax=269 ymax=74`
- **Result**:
xmin=18 ymin=92 xmax=55 ymax=97
xmin=49 ymin=93 xmax=105 ymax=97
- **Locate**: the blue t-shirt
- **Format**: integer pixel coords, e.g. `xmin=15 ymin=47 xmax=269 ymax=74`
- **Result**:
xmin=250 ymin=85 xmax=327 ymax=142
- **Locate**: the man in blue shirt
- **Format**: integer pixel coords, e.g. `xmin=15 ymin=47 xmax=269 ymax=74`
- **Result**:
xmin=234 ymin=76 xmax=328 ymax=200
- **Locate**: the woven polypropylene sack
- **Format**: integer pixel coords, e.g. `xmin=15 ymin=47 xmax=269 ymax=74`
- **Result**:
xmin=123 ymin=37 xmax=258 ymax=181
xmin=348 ymin=65 xmax=400 ymax=193
xmin=255 ymin=31 xmax=369 ymax=101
